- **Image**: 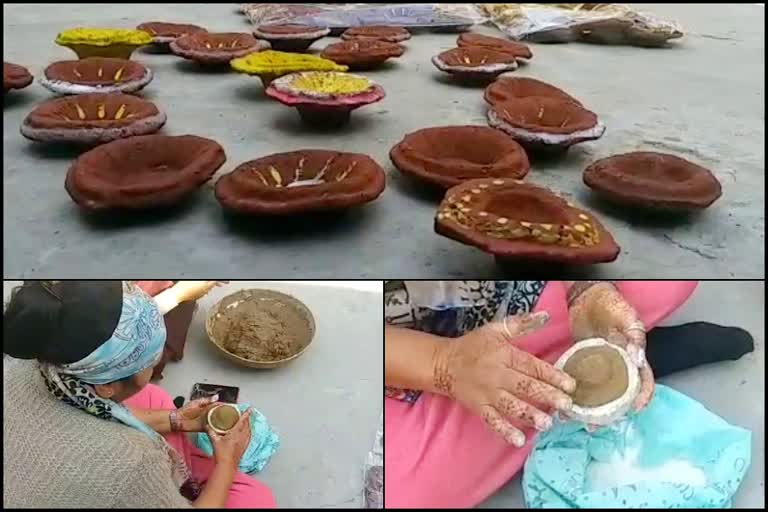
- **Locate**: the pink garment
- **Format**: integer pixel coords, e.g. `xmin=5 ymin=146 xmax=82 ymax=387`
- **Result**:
xmin=385 ymin=280 xmax=698 ymax=509
xmin=124 ymin=384 xmax=277 ymax=509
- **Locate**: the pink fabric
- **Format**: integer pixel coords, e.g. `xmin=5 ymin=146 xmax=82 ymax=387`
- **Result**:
xmin=123 ymin=385 xmax=277 ymax=509
xmin=385 ymin=280 xmax=698 ymax=509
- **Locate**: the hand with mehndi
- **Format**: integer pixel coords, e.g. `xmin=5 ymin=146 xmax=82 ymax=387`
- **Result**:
xmin=432 ymin=311 xmax=577 ymax=447
xmin=178 ymin=395 xmax=221 ymax=432
xmin=208 ymin=407 xmax=254 ymax=468
xmin=568 ymin=282 xmax=655 ymax=412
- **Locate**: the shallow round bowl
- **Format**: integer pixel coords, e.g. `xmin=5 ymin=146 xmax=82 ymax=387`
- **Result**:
xmin=205 ymin=289 xmax=316 ymax=369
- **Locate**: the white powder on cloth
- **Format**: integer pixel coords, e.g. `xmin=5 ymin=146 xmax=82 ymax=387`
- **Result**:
xmin=586 ymin=421 xmax=707 ymax=490
xmin=587 ymin=443 xmax=707 ymax=490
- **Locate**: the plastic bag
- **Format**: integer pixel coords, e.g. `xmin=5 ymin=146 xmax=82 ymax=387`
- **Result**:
xmin=363 ymin=413 xmax=384 ymax=508
xmin=403 ymin=281 xmax=525 ymax=339
xmin=478 ymin=3 xmax=684 ymax=47
xmin=403 ymin=280 xmax=483 ymax=310
xmin=241 ymin=3 xmax=481 ymax=31
xmin=240 ymin=4 xmax=341 ymax=26
xmin=433 ymin=4 xmax=489 ymax=25
xmin=523 ymin=385 xmax=751 ymax=508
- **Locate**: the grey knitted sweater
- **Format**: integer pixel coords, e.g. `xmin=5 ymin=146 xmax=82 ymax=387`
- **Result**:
xmin=3 ymin=360 xmax=192 ymax=508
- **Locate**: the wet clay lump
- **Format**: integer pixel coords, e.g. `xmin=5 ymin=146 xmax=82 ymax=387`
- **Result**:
xmin=563 ymin=345 xmax=629 ymax=407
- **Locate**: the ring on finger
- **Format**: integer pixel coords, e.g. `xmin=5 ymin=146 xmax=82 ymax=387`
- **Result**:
xmin=625 ymin=320 xmax=646 ymax=334
xmin=503 ymin=316 xmax=515 ymax=340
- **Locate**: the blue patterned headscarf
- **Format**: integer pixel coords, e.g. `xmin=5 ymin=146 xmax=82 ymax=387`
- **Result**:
xmin=39 ymin=281 xmax=193 ymax=493
xmin=53 ymin=281 xmax=167 ymax=385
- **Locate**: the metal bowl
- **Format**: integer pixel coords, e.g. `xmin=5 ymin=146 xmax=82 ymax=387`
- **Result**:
xmin=205 ymin=288 xmax=316 ymax=369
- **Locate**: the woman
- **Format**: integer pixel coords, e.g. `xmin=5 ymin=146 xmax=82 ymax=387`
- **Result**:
xmin=385 ymin=280 xmax=699 ymax=508
xmin=3 ymin=280 xmax=276 ymax=509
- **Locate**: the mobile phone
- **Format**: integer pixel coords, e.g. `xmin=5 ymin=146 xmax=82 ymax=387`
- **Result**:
xmin=190 ymin=383 xmax=240 ymax=404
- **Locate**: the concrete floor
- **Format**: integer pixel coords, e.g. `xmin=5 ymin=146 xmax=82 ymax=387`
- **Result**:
xmin=3 ymin=4 xmax=764 ymax=278
xmin=3 ymin=281 xmax=384 ymax=509
xmin=481 ymin=280 xmax=765 ymax=509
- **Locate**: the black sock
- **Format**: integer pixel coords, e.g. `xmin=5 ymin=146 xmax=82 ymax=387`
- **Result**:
xmin=645 ymin=322 xmax=754 ymax=379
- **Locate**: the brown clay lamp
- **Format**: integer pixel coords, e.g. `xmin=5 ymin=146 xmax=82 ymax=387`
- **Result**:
xmin=583 ymin=152 xmax=723 ymax=211
xmin=321 ymin=39 xmax=405 ymax=71
xmin=40 ymin=58 xmax=153 ymax=95
xmin=435 ymin=178 xmax=620 ymax=264
xmin=65 ymin=134 xmax=226 ymax=211
xmin=215 ymin=150 xmax=386 ymax=215
xmin=252 ymin=24 xmax=331 ymax=52
xmin=457 ymin=33 xmax=532 ymax=60
xmin=207 ymin=404 xmax=241 ymax=435
xmin=554 ymin=338 xmax=641 ymax=426
xmin=488 ymin=97 xmax=605 ymax=153
xmin=3 ymin=62 xmax=34 ymax=93
xmin=265 ymin=71 xmax=385 ymax=128
xmin=55 ymin=28 xmax=153 ymax=60
xmin=341 ymin=26 xmax=411 ymax=43
xmin=170 ymin=32 xmax=270 ymax=65
xmin=390 ymin=125 xmax=530 ymax=189
xmin=21 ymin=92 xmax=167 ymax=145
xmin=136 ymin=22 xmax=208 ymax=52
xmin=484 ymin=76 xmax=582 ymax=108
xmin=432 ymin=47 xmax=519 ymax=84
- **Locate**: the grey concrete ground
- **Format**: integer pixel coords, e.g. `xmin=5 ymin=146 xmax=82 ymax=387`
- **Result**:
xmin=2 ymin=4 xmax=764 ymax=279
xmin=481 ymin=280 xmax=765 ymax=509
xmin=3 ymin=281 xmax=384 ymax=509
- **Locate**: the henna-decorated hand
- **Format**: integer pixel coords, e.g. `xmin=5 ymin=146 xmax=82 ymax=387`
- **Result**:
xmin=208 ymin=407 xmax=253 ymax=468
xmin=568 ymin=282 xmax=655 ymax=412
xmin=178 ymin=395 xmax=221 ymax=433
xmin=432 ymin=311 xmax=576 ymax=447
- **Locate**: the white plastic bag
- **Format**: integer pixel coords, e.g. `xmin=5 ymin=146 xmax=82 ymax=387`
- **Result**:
xmin=363 ymin=413 xmax=384 ymax=508
xmin=403 ymin=281 xmax=479 ymax=310
xmin=478 ymin=3 xmax=683 ymax=47
xmin=241 ymin=3 xmax=483 ymax=30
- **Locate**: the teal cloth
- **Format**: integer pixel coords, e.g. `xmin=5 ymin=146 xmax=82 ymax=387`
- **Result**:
xmin=523 ymin=385 xmax=751 ymax=509
xmin=193 ymin=404 xmax=280 ymax=474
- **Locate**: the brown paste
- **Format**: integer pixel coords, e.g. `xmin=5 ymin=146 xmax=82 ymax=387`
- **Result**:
xmin=209 ymin=405 xmax=239 ymax=431
xmin=562 ymin=346 xmax=628 ymax=407
xmin=211 ymin=296 xmax=310 ymax=361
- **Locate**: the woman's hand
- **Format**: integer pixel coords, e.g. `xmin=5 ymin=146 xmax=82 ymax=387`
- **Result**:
xmin=433 ymin=311 xmax=576 ymax=447
xmin=178 ymin=395 xmax=221 ymax=433
xmin=208 ymin=408 xmax=253 ymax=468
xmin=568 ymin=282 xmax=655 ymax=411
xmin=171 ymin=281 xmax=226 ymax=303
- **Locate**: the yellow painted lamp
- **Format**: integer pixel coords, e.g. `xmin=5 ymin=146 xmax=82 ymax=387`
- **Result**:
xmin=230 ymin=50 xmax=347 ymax=89
xmin=55 ymin=28 xmax=153 ymax=60
xmin=265 ymin=71 xmax=385 ymax=128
